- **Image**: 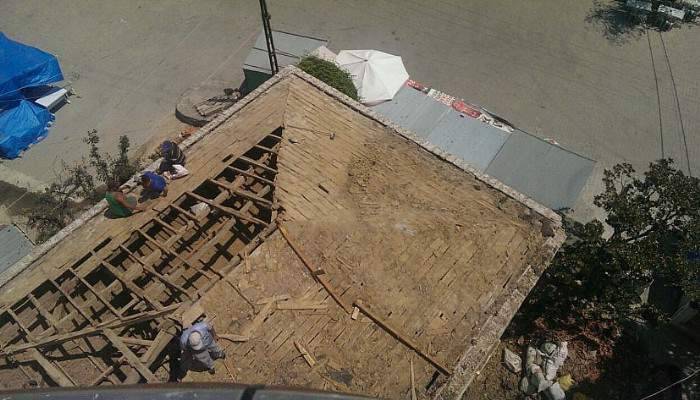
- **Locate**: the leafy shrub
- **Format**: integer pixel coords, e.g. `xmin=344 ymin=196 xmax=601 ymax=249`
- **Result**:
xmin=297 ymin=56 xmax=359 ymax=101
xmin=23 ymin=130 xmax=141 ymax=242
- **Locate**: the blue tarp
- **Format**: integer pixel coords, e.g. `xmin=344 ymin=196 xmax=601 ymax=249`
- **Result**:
xmin=0 ymin=32 xmax=63 ymax=159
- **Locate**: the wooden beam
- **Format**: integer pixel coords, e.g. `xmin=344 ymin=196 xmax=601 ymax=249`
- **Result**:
xmin=218 ymin=334 xmax=249 ymax=342
xmin=253 ymin=144 xmax=278 ymax=154
xmin=237 ymin=156 xmax=278 ymax=174
xmin=67 ymin=270 xmax=122 ymax=318
xmin=48 ymin=279 xmax=97 ymax=326
xmin=226 ymin=166 xmax=276 ymax=186
xmin=89 ymin=364 xmax=116 ymax=386
xmin=140 ymin=322 xmax=178 ymax=367
xmin=278 ymin=225 xmax=352 ymax=313
xmin=120 ymin=337 xmax=155 ymax=346
xmin=137 ymin=229 xmax=218 ymax=280
xmin=103 ymin=329 xmax=159 ymax=383
xmin=100 ymin=262 xmax=163 ymax=311
xmin=0 ymin=305 xmax=181 ymax=356
xmin=165 ymin=203 xmax=202 ymax=226
xmin=29 ymin=294 xmax=59 ymax=326
xmin=207 ymin=179 xmax=273 ymax=209
xmin=27 ymin=348 xmax=75 ymax=386
xmin=185 ymin=191 xmax=269 ymax=227
xmin=294 ymin=341 xmax=316 ymax=367
xmin=353 ymin=300 xmax=451 ymax=376
xmin=118 ymin=245 xmax=194 ymax=300
xmin=152 ymin=217 xmax=179 ymax=234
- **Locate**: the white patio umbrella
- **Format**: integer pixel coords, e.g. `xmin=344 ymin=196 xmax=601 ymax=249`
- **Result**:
xmin=335 ymin=50 xmax=409 ymax=105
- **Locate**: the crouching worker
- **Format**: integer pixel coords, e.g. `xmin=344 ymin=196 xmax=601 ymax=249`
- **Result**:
xmin=141 ymin=171 xmax=168 ymax=198
xmin=158 ymin=140 xmax=189 ymax=179
xmin=105 ymin=181 xmax=144 ymax=218
xmin=179 ymin=321 xmax=226 ymax=376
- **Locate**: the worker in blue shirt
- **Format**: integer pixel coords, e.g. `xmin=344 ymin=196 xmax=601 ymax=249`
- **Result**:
xmin=179 ymin=321 xmax=226 ymax=376
xmin=141 ymin=171 xmax=168 ymax=197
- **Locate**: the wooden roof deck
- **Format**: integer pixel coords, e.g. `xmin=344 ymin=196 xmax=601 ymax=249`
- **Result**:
xmin=0 ymin=69 xmax=564 ymax=398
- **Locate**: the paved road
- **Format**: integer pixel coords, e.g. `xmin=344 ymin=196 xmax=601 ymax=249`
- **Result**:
xmin=1 ymin=0 xmax=698 ymax=222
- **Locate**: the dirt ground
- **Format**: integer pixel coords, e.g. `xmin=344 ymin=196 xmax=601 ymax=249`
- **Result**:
xmin=462 ymin=322 xmax=696 ymax=400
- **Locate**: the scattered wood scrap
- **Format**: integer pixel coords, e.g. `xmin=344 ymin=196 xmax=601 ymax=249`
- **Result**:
xmin=219 ymin=334 xmax=250 ymax=343
xmin=354 ymin=300 xmax=452 ymax=376
xmin=256 ymin=294 xmax=291 ymax=305
xmin=410 ymin=358 xmax=417 ymax=400
xmin=241 ymin=302 xmax=275 ymax=338
xmin=226 ymin=278 xmax=257 ymax=313
xmin=277 ymin=300 xmax=328 ymax=310
xmin=180 ymin=301 xmax=205 ymax=328
xmin=294 ymin=341 xmax=316 ymax=367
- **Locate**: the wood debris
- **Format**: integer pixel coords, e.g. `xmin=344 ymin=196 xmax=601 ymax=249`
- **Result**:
xmin=294 ymin=341 xmax=316 ymax=367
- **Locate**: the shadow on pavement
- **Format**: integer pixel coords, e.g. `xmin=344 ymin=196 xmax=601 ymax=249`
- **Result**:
xmin=585 ymin=0 xmax=646 ymax=44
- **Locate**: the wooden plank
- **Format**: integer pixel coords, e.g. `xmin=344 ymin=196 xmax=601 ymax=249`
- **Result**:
xmin=241 ymin=302 xmax=275 ymax=338
xmin=103 ymin=329 xmax=159 ymax=383
xmin=256 ymin=294 xmax=291 ymax=305
xmin=237 ymin=156 xmax=278 ymax=174
xmin=411 ymin=358 xmax=417 ymax=400
xmin=100 ymin=262 xmax=163 ymax=311
xmin=119 ymin=245 xmax=193 ymax=299
xmin=140 ymin=327 xmax=176 ymax=365
xmin=68 ymin=270 xmax=122 ymax=317
xmin=226 ymin=166 xmax=276 ymax=186
xmin=253 ymin=144 xmax=278 ymax=154
xmin=29 ymin=294 xmax=59 ymax=326
xmin=153 ymin=217 xmax=179 ymax=234
xmin=354 ymin=300 xmax=451 ymax=376
xmin=7 ymin=309 xmax=39 ymax=340
xmin=294 ymin=341 xmax=316 ymax=367
xmin=120 ymin=337 xmax=154 ymax=346
xmin=0 ymin=304 xmax=181 ymax=356
xmin=90 ymin=364 xmax=116 ymax=386
xmin=180 ymin=301 xmax=205 ymax=327
xmin=49 ymin=279 xmax=97 ymax=326
xmin=278 ymin=225 xmax=352 ymax=314
xmin=168 ymin=204 xmax=201 ymax=223
xmin=276 ymin=301 xmax=328 ymax=310
xmin=137 ymin=229 xmax=218 ymax=280
xmin=219 ymin=333 xmax=250 ymax=342
xmin=27 ymin=348 xmax=75 ymax=386
xmin=207 ymin=179 xmax=273 ymax=209
xmin=185 ymin=191 xmax=269 ymax=227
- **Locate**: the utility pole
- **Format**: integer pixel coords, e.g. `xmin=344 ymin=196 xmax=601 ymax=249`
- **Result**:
xmin=259 ymin=0 xmax=279 ymax=75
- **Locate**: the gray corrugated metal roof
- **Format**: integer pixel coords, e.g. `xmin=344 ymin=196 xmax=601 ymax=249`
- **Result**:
xmin=0 ymin=225 xmax=33 ymax=273
xmin=372 ymin=85 xmax=595 ymax=209
xmin=373 ymin=86 xmax=449 ymax=139
xmin=427 ymin=108 xmax=510 ymax=172
xmin=373 ymin=87 xmax=509 ymax=170
xmin=485 ymin=131 xmax=595 ymax=210
xmin=244 ymin=30 xmax=328 ymax=74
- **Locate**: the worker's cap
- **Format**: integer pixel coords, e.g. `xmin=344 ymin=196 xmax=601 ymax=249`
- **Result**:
xmin=188 ymin=331 xmax=204 ymax=351
xmin=160 ymin=141 xmax=173 ymax=152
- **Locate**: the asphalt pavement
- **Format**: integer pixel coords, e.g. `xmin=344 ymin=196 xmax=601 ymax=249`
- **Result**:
xmin=0 ymin=0 xmax=698 ymax=223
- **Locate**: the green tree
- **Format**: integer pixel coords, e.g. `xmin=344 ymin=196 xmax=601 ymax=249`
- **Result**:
xmin=527 ymin=159 xmax=699 ymax=328
xmin=297 ymin=56 xmax=359 ymax=101
xmin=23 ymin=131 xmax=141 ymax=242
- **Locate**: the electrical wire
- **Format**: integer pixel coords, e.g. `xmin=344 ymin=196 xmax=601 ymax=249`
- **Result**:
xmin=646 ymin=29 xmax=665 ymax=159
xmin=638 ymin=368 xmax=699 ymax=400
xmin=658 ymin=31 xmax=693 ymax=177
